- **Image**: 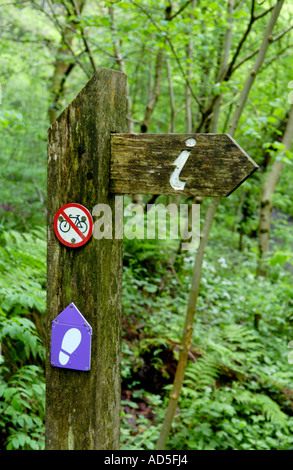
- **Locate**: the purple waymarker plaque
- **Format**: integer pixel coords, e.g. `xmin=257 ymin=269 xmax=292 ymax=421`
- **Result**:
xmin=50 ymin=302 xmax=92 ymax=371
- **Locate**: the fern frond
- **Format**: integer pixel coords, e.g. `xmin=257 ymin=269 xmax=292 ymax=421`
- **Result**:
xmin=234 ymin=390 xmax=288 ymax=428
xmin=184 ymin=354 xmax=221 ymax=389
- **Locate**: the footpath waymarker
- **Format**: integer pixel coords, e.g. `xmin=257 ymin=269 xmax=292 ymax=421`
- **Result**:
xmin=53 ymin=203 xmax=93 ymax=248
xmin=46 ymin=67 xmax=258 ymax=450
xmin=50 ymin=302 xmax=92 ymax=372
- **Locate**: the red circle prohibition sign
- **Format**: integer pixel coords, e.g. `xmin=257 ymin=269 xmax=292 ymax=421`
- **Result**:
xmin=53 ymin=203 xmax=93 ymax=248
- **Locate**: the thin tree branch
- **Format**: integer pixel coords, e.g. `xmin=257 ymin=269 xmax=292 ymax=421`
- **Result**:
xmin=169 ymin=0 xmax=194 ymax=21
xmin=211 ymin=0 xmax=234 ymax=132
xmin=229 ymin=0 xmax=286 ymax=136
xmin=130 ymin=0 xmax=204 ymax=115
xmin=130 ymin=44 xmax=146 ymax=113
xmin=38 ymin=0 xmax=92 ymax=78
xmin=185 ymin=0 xmax=196 ymax=133
xmin=166 ymin=36 xmax=204 ymax=113
xmin=141 ymin=48 xmax=164 ymax=132
xmin=224 ymin=0 xmax=256 ymax=80
xmin=224 ymin=1 xmax=276 ymax=82
xmin=166 ymin=58 xmax=175 ymax=132
xmin=108 ymin=5 xmax=133 ymax=131
xmin=273 ymin=24 xmax=293 ymax=42
xmin=70 ymin=0 xmax=97 ymax=72
xmin=254 ymin=5 xmax=274 ymax=20
xmin=232 ymin=24 xmax=293 ymax=74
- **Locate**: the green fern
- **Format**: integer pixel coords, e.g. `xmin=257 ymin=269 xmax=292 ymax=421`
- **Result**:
xmin=234 ymin=390 xmax=288 ymax=428
xmin=184 ymin=354 xmax=221 ymax=390
xmin=0 ymin=228 xmax=46 ymax=314
xmin=0 ymin=228 xmax=46 ymax=449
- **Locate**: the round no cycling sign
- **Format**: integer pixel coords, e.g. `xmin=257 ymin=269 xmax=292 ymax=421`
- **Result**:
xmin=54 ymin=203 xmax=93 ymax=248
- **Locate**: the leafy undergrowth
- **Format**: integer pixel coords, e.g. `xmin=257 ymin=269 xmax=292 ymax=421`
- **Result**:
xmin=120 ymin=225 xmax=293 ymax=450
xmin=0 ymin=229 xmax=46 ymax=450
xmin=1 ymin=217 xmax=293 ymax=450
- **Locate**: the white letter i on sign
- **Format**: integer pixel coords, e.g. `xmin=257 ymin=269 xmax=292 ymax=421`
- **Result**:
xmin=170 ymin=138 xmax=196 ymax=190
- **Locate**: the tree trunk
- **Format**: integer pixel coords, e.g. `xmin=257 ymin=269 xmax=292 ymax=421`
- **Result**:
xmin=108 ymin=5 xmax=133 ymax=133
xmin=140 ymin=49 xmax=164 ymax=133
xmin=228 ymin=0 xmax=285 ymax=136
xmin=48 ymin=27 xmax=75 ymax=124
xmin=156 ymin=0 xmax=285 ymax=450
xmin=155 ymin=197 xmax=221 ymax=450
xmin=257 ymin=104 xmax=293 ymax=276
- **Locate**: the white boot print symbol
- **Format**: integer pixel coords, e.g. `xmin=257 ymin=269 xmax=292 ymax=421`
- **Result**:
xmin=59 ymin=328 xmax=82 ymax=365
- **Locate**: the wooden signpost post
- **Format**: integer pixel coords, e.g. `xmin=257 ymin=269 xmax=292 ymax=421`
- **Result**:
xmin=46 ymin=68 xmax=258 ymax=450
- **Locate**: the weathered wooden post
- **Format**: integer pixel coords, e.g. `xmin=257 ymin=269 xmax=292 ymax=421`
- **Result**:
xmin=46 ymin=68 xmax=127 ymax=450
xmin=46 ymin=66 xmax=258 ymax=451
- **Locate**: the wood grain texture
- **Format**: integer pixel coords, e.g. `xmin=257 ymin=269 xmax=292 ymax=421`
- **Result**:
xmin=110 ymin=133 xmax=258 ymax=197
xmin=46 ymin=68 xmax=127 ymax=450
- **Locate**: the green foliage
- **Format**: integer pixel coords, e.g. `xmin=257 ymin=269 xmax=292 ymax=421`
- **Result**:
xmin=0 ymin=229 xmax=46 ymax=315
xmin=1 ymin=0 xmax=293 ymax=452
xmin=120 ymin=215 xmax=293 ymax=450
xmin=0 ymin=365 xmax=45 ymax=450
xmin=0 ymin=228 xmax=46 ymax=449
xmin=168 ymin=385 xmax=293 ymax=450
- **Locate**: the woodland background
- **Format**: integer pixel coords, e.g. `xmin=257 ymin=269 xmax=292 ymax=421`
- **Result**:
xmin=1 ymin=0 xmax=293 ymax=450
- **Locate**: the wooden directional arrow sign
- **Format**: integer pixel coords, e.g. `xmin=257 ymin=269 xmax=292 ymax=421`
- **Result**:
xmin=110 ymin=133 xmax=258 ymax=197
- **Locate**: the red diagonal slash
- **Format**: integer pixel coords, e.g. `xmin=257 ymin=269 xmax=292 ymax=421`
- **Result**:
xmin=60 ymin=210 xmax=86 ymax=240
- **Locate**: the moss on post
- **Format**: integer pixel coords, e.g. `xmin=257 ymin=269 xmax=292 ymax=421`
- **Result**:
xmin=46 ymin=68 xmax=127 ymax=450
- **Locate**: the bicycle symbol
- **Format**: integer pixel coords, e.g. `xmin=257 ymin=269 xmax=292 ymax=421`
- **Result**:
xmin=59 ymin=214 xmax=88 ymax=234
